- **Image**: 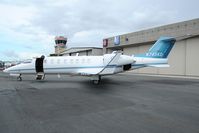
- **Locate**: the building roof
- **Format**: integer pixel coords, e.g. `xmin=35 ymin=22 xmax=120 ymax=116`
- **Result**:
xmin=61 ymin=47 xmax=102 ymax=54
xmin=104 ymin=18 xmax=199 ymax=48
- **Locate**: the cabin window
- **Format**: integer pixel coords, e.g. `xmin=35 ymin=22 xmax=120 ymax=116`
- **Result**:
xmin=76 ymin=59 xmax=79 ymax=63
xmin=64 ymin=59 xmax=67 ymax=64
xmin=87 ymin=59 xmax=90 ymax=63
xmin=82 ymin=59 xmax=85 ymax=63
xmin=70 ymin=59 xmax=74 ymax=64
xmin=51 ymin=59 xmax=54 ymax=64
xmin=57 ymin=59 xmax=60 ymax=64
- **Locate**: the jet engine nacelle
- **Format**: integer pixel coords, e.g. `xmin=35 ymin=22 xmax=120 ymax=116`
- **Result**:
xmin=103 ymin=54 xmax=135 ymax=66
xmin=123 ymin=64 xmax=131 ymax=71
xmin=117 ymin=55 xmax=135 ymax=66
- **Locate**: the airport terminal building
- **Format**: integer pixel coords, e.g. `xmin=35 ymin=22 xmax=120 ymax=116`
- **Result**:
xmin=103 ymin=18 xmax=199 ymax=77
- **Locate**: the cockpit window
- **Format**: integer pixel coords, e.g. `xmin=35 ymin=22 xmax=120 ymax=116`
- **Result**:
xmin=23 ymin=59 xmax=32 ymax=63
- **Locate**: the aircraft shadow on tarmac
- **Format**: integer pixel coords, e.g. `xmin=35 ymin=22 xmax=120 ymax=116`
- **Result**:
xmin=80 ymin=78 xmax=117 ymax=93
xmin=17 ymin=76 xmax=118 ymax=93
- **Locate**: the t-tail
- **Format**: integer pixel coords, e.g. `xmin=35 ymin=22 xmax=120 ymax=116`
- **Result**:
xmin=135 ymin=37 xmax=176 ymax=59
xmin=133 ymin=37 xmax=176 ymax=68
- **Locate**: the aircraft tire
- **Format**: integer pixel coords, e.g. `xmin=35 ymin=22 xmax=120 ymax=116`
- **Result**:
xmin=93 ymin=80 xmax=99 ymax=84
xmin=17 ymin=76 xmax=22 ymax=81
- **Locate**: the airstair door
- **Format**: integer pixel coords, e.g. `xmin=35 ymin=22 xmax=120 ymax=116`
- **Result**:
xmin=35 ymin=56 xmax=44 ymax=73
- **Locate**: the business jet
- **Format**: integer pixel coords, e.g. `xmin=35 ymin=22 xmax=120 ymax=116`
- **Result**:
xmin=3 ymin=37 xmax=176 ymax=84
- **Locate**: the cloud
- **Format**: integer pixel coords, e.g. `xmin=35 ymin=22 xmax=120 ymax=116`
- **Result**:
xmin=0 ymin=4 xmax=37 ymax=28
xmin=28 ymin=0 xmax=198 ymax=41
xmin=2 ymin=50 xmax=43 ymax=60
xmin=18 ymin=52 xmax=44 ymax=59
xmin=2 ymin=50 xmax=19 ymax=58
xmin=0 ymin=0 xmax=199 ymax=61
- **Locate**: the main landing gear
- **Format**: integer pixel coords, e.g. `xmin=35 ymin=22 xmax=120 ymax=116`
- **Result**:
xmin=91 ymin=75 xmax=101 ymax=84
xmin=16 ymin=73 xmax=45 ymax=81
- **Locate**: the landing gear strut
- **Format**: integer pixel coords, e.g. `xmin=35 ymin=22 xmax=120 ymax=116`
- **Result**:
xmin=92 ymin=75 xmax=101 ymax=84
xmin=17 ymin=74 xmax=22 ymax=81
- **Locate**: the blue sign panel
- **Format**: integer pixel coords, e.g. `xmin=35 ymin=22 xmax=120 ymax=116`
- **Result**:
xmin=114 ymin=36 xmax=120 ymax=45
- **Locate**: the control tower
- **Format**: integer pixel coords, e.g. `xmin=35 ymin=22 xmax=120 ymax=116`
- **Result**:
xmin=54 ymin=36 xmax=67 ymax=54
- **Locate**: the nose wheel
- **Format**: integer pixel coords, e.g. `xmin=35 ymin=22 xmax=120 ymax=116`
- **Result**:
xmin=17 ymin=74 xmax=22 ymax=81
xmin=93 ymin=80 xmax=100 ymax=84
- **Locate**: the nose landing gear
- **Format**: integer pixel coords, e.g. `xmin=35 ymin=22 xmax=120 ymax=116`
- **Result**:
xmin=17 ymin=74 xmax=22 ymax=81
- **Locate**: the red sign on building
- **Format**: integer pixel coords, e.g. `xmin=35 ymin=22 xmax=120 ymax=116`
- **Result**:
xmin=103 ymin=39 xmax=108 ymax=47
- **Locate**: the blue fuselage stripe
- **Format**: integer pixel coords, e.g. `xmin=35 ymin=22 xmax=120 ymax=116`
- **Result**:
xmin=9 ymin=65 xmax=122 ymax=72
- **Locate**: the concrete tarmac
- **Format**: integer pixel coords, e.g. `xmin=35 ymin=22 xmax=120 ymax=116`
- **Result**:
xmin=0 ymin=72 xmax=199 ymax=133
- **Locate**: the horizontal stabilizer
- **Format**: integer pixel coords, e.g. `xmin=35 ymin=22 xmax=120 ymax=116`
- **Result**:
xmin=10 ymin=73 xmax=21 ymax=76
xmin=147 ymin=64 xmax=170 ymax=67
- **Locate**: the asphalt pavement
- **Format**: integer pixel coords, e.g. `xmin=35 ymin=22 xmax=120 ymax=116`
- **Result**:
xmin=0 ymin=72 xmax=199 ymax=133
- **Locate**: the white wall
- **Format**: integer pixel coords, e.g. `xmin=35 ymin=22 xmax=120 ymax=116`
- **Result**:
xmin=186 ymin=37 xmax=199 ymax=76
xmin=158 ymin=40 xmax=186 ymax=75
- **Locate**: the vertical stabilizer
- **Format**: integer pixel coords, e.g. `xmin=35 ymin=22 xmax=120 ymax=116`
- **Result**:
xmin=135 ymin=37 xmax=176 ymax=58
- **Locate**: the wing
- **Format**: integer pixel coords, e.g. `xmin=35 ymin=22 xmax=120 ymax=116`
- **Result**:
xmin=77 ymin=53 xmax=122 ymax=76
xmin=77 ymin=68 xmax=102 ymax=76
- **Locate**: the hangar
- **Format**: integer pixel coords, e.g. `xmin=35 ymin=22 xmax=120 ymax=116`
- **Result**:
xmin=60 ymin=47 xmax=102 ymax=56
xmin=103 ymin=18 xmax=199 ymax=77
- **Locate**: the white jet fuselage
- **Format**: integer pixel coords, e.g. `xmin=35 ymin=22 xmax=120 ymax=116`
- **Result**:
xmin=5 ymin=53 xmax=136 ymax=76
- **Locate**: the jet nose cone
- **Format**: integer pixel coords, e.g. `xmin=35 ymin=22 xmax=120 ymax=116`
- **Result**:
xmin=3 ymin=68 xmax=9 ymax=73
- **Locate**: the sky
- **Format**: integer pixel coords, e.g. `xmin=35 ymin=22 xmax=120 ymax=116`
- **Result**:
xmin=0 ymin=0 xmax=199 ymax=61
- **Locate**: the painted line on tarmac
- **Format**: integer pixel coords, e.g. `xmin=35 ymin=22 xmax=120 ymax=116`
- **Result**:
xmin=121 ymin=72 xmax=199 ymax=80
